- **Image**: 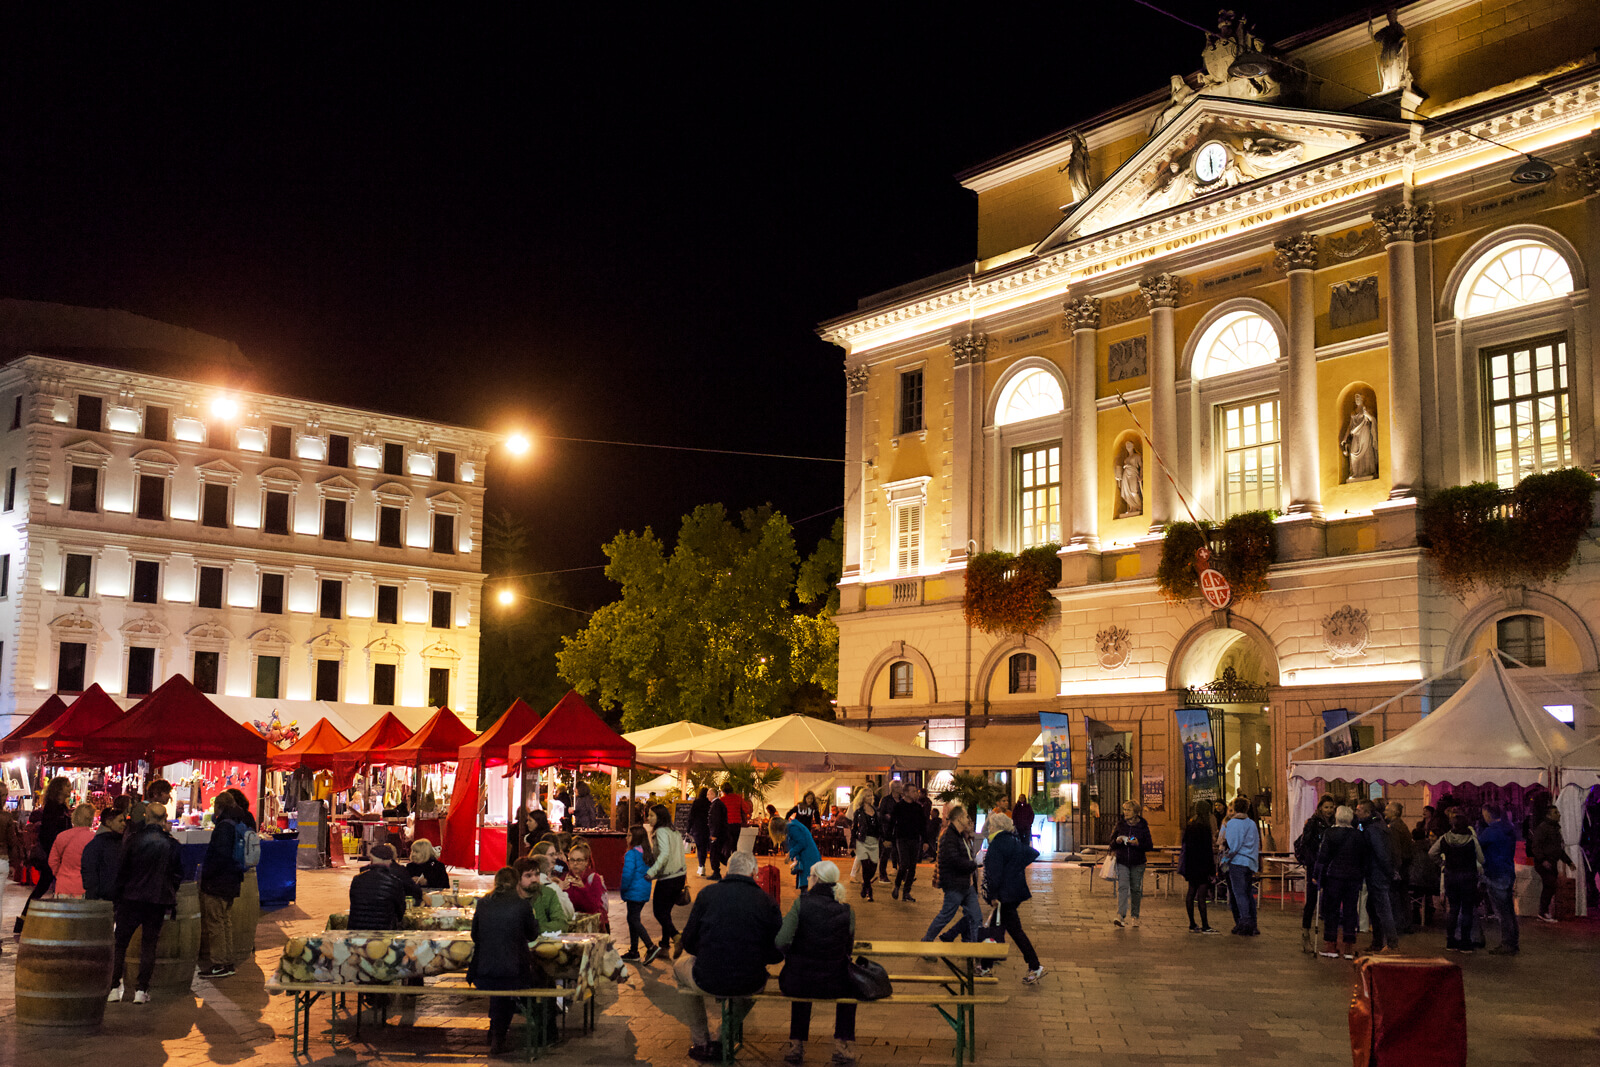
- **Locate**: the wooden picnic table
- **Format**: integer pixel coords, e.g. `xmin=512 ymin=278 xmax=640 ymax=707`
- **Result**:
xmin=849 ymin=938 xmax=1008 ymax=1066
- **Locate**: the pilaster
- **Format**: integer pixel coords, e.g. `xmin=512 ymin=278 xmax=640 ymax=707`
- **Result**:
xmin=1275 ymin=232 xmax=1322 ymax=520
xmin=1139 ymin=274 xmax=1180 ymax=531
xmin=949 ymin=330 xmax=988 ymax=566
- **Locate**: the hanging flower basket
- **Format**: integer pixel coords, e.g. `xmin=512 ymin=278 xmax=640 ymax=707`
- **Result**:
xmin=1421 ymin=467 xmax=1595 ymax=599
xmin=1155 ymin=511 xmax=1277 ymax=604
xmin=962 ymin=545 xmax=1061 ymax=635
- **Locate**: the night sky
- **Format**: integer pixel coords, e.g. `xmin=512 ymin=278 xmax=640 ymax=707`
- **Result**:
xmin=0 ymin=2 xmax=1372 ymax=610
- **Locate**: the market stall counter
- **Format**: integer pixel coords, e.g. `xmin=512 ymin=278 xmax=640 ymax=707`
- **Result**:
xmin=173 ymin=828 xmax=298 ymax=909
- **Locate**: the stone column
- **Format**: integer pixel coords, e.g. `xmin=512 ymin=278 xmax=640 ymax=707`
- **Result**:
xmin=1575 ymin=149 xmax=1600 ymax=471
xmin=842 ymin=365 xmax=869 ymax=580
xmin=1065 ymin=297 xmax=1101 ymax=549
xmin=949 ymin=330 xmax=989 ymax=564
xmin=1373 ymin=203 xmax=1432 ymax=499
xmin=1140 ymin=273 xmax=1181 ymax=529
xmin=1274 ymin=233 xmax=1322 ymax=517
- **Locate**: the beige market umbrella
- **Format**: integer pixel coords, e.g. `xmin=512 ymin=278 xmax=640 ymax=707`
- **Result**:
xmin=640 ymin=714 xmax=956 ymax=773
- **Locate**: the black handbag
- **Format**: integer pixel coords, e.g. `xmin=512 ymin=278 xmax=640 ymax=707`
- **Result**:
xmin=847 ymin=956 xmax=893 ymax=1000
xmin=677 ymin=884 xmax=692 ymax=908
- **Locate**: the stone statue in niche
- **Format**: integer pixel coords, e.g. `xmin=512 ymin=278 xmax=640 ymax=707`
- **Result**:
xmin=1114 ymin=440 xmax=1144 ymax=518
xmin=1108 ymin=336 xmax=1148 ymax=382
xmin=1340 ymin=392 xmax=1379 ymax=482
xmin=1062 ymin=130 xmax=1094 ymax=206
xmin=1329 ymin=276 xmax=1379 ymax=328
xmin=1371 ymin=8 xmax=1412 ymax=94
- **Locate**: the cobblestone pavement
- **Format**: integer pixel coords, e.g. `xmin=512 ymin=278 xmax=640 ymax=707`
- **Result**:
xmin=1 ymin=860 xmax=1596 ymax=1066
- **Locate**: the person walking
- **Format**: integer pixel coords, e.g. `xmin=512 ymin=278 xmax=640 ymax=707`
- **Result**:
xmin=877 ymin=781 xmax=902 ymax=885
xmin=849 ymin=790 xmax=881 ymax=902
xmin=689 ymin=787 xmax=713 ymax=878
xmin=645 ymin=803 xmax=688 ymax=955
xmin=1355 ymin=799 xmax=1399 ymax=954
xmin=677 ymin=851 xmax=785 ymax=1062
xmin=17 ymin=776 xmax=72 ymax=930
xmin=47 ymin=803 xmax=98 ymax=897
xmin=1478 ymin=802 xmax=1520 ymax=955
xmin=706 ymin=785 xmax=730 ymax=881
xmin=1011 ymin=794 xmax=1035 ymax=849
xmin=1528 ymin=805 xmax=1574 ymax=922
xmin=469 ymin=866 xmax=542 ymax=1055
xmin=1294 ymin=795 xmax=1335 ymax=951
xmin=1219 ymin=797 xmax=1261 ymax=935
xmin=1180 ymin=800 xmax=1219 ymax=933
xmin=619 ymin=824 xmax=659 ymax=962
xmin=923 ymin=805 xmax=982 ymax=952
xmin=1430 ymin=810 xmax=1485 ymax=951
xmin=889 ymin=784 xmax=927 ymax=903
xmin=771 ymin=815 xmax=823 ymax=890
xmin=982 ymin=812 xmax=1044 ymax=984
xmin=1110 ymin=800 xmax=1153 ymax=929
xmin=1314 ymin=805 xmax=1369 ymax=959
xmin=197 ymin=794 xmax=245 ymax=979
xmin=777 ymin=861 xmax=859 ymax=1066
xmin=81 ymin=805 xmax=129 ymax=902
xmin=107 ymin=801 xmax=183 ymax=1003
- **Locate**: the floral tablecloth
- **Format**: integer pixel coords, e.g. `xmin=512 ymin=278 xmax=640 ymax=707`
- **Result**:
xmin=423 ymin=890 xmax=487 ymax=908
xmin=326 ymin=907 xmax=474 ymax=931
xmin=277 ymin=930 xmax=621 ymax=1000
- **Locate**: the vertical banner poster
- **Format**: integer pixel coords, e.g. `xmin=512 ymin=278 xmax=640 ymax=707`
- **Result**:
xmin=1141 ymin=770 xmax=1165 ymax=811
xmin=1321 ymin=708 xmax=1357 ymax=758
xmin=1174 ymin=708 xmax=1221 ymax=801
xmin=1040 ymin=712 xmax=1072 ymax=788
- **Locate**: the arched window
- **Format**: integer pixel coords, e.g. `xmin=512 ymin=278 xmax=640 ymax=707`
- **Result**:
xmin=995 ymin=369 xmax=1064 ymax=426
xmin=1497 ymin=614 xmax=1546 ymax=668
xmin=1008 ymin=653 xmax=1038 ymax=694
xmin=1455 ymin=240 xmax=1575 ymax=320
xmin=1192 ymin=311 xmax=1280 ymax=381
xmin=889 ymin=661 xmax=914 ymax=698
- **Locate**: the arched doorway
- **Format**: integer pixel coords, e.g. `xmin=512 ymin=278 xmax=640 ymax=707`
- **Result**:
xmin=1172 ymin=624 xmax=1277 ymax=823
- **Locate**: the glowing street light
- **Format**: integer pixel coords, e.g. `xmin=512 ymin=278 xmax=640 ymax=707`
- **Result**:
xmin=211 ymin=395 xmax=240 ymax=421
xmin=497 ymin=588 xmax=516 ymax=606
xmin=504 ymin=433 xmax=530 ymax=455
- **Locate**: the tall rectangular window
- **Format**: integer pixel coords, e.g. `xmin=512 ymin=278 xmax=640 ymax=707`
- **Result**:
xmin=372 ymin=663 xmax=397 ymax=706
xmin=376 ymin=584 xmax=400 ymax=625
xmin=428 ymin=667 xmax=450 ymax=708
xmin=436 ymin=451 xmax=456 ymax=483
xmin=1486 ymin=335 xmax=1570 ymax=488
xmin=69 ymin=466 xmax=99 ymax=512
xmin=269 ymin=424 xmax=293 ymax=459
xmin=4 ymin=467 xmax=15 ymax=511
xmin=127 ymin=646 xmax=155 ymax=697
xmin=0 ymin=554 xmax=8 ymax=597
xmin=1219 ymin=397 xmax=1281 ymax=517
xmin=430 ymin=590 xmax=452 ymax=629
xmin=263 ymin=490 xmax=290 ymax=534
xmin=143 ymin=405 xmax=169 ymax=441
xmin=314 ymin=659 xmax=340 ymax=702
xmin=63 ymin=554 xmax=92 ymax=598
xmin=894 ymin=503 xmax=922 ymax=576
xmin=201 ymin=483 xmax=230 ymax=528
xmin=136 ymin=474 xmax=165 ymax=520
xmin=378 ymin=505 xmax=403 ymax=548
xmin=132 ymin=560 xmax=160 ymax=604
xmin=197 ymin=566 xmax=225 ymax=609
xmin=11 ymin=395 xmax=22 ymax=430
xmin=259 ymin=572 xmax=285 ymax=614
xmin=322 ymin=499 xmax=347 ymax=541
xmin=193 ymin=651 xmax=220 ymax=694
xmin=58 ymin=642 xmax=87 ymax=692
xmin=898 ymin=369 xmax=924 ymax=436
xmin=255 ymin=655 xmax=281 ymax=699
xmin=328 ymin=433 xmax=350 ymax=468
xmin=1015 ymin=443 xmax=1061 ymax=549
xmin=76 ymin=395 xmax=103 ymax=432
xmin=432 ymin=513 xmax=454 ymax=554
xmin=383 ymin=443 xmax=404 ymax=475
xmin=319 ymin=579 xmax=342 ymax=619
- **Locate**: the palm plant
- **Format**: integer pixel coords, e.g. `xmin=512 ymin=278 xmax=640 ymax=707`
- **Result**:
xmin=718 ymin=759 xmax=785 ymax=802
xmin=933 ymin=771 xmax=1010 ymax=819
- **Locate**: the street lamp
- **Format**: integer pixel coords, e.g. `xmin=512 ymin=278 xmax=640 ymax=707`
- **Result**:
xmin=497 ymin=588 xmax=516 ymax=606
xmin=211 ymin=395 xmax=239 ymax=421
xmin=504 ymin=432 xmax=530 ymax=455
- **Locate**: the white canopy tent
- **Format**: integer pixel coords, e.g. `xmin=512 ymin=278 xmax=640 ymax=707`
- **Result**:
xmin=636 ymin=713 xmax=957 ymax=774
xmin=1288 ymin=655 xmax=1600 ymax=915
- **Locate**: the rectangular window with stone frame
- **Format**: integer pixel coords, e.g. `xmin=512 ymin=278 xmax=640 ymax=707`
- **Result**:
xmin=69 ymin=465 xmax=99 ymax=512
xmin=430 ymin=590 xmax=452 ymax=629
xmin=378 ymin=505 xmax=404 ymax=548
xmin=314 ymin=659 xmax=340 ymax=702
xmin=259 ymin=572 xmax=285 ymax=614
xmin=319 ymin=578 xmax=342 ymax=620
xmin=894 ymin=502 xmax=922 ymax=576
xmin=193 ymin=651 xmax=220 ymax=694
xmin=323 ymin=498 xmax=348 ymax=541
xmin=256 ymin=655 xmax=281 ymax=699
xmin=889 ymin=661 xmax=913 ymax=699
xmin=136 ymin=474 xmax=165 ymax=520
xmin=372 ymin=662 xmax=397 ymax=705
xmin=428 ymin=667 xmax=450 ymax=708
xmin=1484 ymin=334 xmax=1570 ymax=488
xmin=198 ymin=566 xmax=225 ymax=609
xmin=376 ymin=584 xmax=400 ymax=625
xmin=132 ymin=560 xmax=160 ymax=604
xmin=63 ymin=553 xmax=92 ymax=598
xmin=58 ymin=641 xmax=87 ymax=692
xmin=1218 ymin=397 xmax=1281 ymax=517
xmin=201 ymin=482 xmax=230 ymax=528
xmin=1014 ymin=443 xmax=1061 ymax=549
xmin=897 ymin=369 xmax=924 ymax=436
xmin=263 ymin=490 xmax=291 ymax=534
xmin=76 ymin=394 xmax=103 ymax=432
xmin=143 ymin=405 xmax=169 ymax=441
xmin=127 ymin=646 xmax=155 ymax=697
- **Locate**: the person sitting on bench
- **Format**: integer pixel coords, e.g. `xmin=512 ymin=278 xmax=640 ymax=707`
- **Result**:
xmin=676 ymin=850 xmax=784 ymax=1062
xmin=776 ymin=860 xmax=858 ymax=1066
xmin=470 ymin=866 xmax=541 ymax=1055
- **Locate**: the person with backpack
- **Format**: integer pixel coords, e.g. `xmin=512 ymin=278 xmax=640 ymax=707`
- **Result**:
xmin=198 ymin=794 xmax=245 ymax=979
xmin=1430 ymin=809 xmax=1485 ymax=951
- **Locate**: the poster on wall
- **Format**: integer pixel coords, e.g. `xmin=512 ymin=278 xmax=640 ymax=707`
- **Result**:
xmin=1141 ymin=769 xmax=1165 ymax=811
xmin=1174 ymin=708 xmax=1221 ymax=801
xmin=1321 ymin=708 xmax=1359 ymax=758
xmin=1040 ymin=712 xmax=1072 ymax=787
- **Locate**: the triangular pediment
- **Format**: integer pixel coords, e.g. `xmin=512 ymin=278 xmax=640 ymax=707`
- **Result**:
xmin=1037 ymin=98 xmax=1408 ymax=251
xmin=318 ymin=474 xmax=360 ymax=493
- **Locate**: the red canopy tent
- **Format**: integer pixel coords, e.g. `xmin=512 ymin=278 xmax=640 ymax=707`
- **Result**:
xmin=508 ymin=691 xmax=635 ymax=770
xmin=84 ymin=675 xmax=268 ymax=765
xmin=330 ymin=712 xmax=414 ymax=770
xmin=0 ymin=694 xmax=69 ymax=757
xmin=371 ymin=706 xmax=477 ymax=764
xmin=17 ymin=684 xmax=128 ymax=765
xmin=266 ymin=718 xmax=352 ymax=771
xmin=444 ymin=698 xmax=541 ymax=871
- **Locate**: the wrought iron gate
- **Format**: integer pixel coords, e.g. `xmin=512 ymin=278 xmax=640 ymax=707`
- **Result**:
xmin=1090 ymin=744 xmax=1132 ymax=845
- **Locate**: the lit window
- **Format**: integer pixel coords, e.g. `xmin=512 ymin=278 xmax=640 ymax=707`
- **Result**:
xmin=1219 ymin=397 xmax=1281 ymax=516
xmin=996 ymin=370 xmax=1063 ymax=427
xmin=898 ymin=370 xmax=924 ymax=436
xmin=889 ymin=661 xmax=913 ymax=699
xmin=894 ymin=503 xmax=922 ymax=576
xmin=1496 ymin=614 xmax=1546 ymax=668
xmin=1009 ymin=653 xmax=1037 ymax=694
xmin=1194 ymin=311 xmax=1280 ymax=381
xmin=1015 ymin=444 xmax=1061 ymax=548
xmin=1485 ymin=335 xmax=1569 ymax=487
xmin=1457 ymin=240 xmax=1575 ymax=319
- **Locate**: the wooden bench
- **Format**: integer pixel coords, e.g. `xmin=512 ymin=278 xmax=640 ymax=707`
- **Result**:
xmin=270 ymin=977 xmax=592 ymax=1061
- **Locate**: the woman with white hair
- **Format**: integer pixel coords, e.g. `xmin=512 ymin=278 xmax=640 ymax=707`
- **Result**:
xmin=1313 ymin=804 xmax=1369 ymax=959
xmin=982 ymin=812 xmax=1045 ymax=984
xmin=775 ymin=860 xmax=858 ymax=1066
xmin=406 ymin=838 xmax=450 ymax=888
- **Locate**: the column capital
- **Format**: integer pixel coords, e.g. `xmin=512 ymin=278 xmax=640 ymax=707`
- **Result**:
xmin=1063 ymin=296 xmax=1101 ymax=331
xmin=1139 ymin=273 xmax=1181 ymax=311
xmin=950 ymin=331 xmax=990 ymax=367
xmin=1372 ymin=203 xmax=1434 ymax=244
xmin=844 ymin=365 xmax=870 ymax=394
xmin=1273 ymin=232 xmax=1319 ymax=272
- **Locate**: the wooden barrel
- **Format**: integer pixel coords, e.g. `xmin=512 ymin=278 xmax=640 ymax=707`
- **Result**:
xmin=16 ymin=898 xmax=115 ymax=1028
xmin=119 ymin=881 xmax=201 ymax=993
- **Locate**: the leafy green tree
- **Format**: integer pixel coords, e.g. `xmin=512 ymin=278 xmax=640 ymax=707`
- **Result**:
xmin=793 ymin=518 xmax=842 ymax=698
xmin=557 ymin=504 xmax=831 ymax=731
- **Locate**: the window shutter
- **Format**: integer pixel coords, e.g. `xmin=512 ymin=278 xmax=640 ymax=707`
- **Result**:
xmin=896 ymin=503 xmax=922 ymax=575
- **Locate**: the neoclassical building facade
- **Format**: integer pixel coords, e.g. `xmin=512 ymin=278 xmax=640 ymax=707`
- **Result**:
xmin=0 ymin=303 xmax=494 ymax=736
xmin=822 ymin=0 xmax=1600 ymax=845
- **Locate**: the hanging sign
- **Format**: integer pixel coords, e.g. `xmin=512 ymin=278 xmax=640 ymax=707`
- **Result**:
xmin=1196 ymin=546 xmax=1232 ymax=610
xmin=1174 ymin=707 xmax=1221 ymax=802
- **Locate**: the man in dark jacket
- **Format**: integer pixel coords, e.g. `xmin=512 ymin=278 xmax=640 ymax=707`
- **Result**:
xmin=110 ymin=802 xmax=184 ymax=1002
xmin=923 ymin=806 xmax=982 ymax=948
xmin=348 ymin=843 xmax=423 ymax=929
xmin=470 ymin=868 xmax=541 ymax=1055
xmin=198 ymin=794 xmax=245 ymax=979
xmin=706 ymin=789 xmax=729 ymax=881
xmin=676 ymin=851 xmax=783 ymax=1062
xmin=1355 ymin=800 xmax=1399 ymax=953
xmin=890 ymin=784 xmax=928 ymax=902
xmin=877 ymin=782 xmax=901 ymax=883
xmin=82 ymin=806 xmax=128 ymax=901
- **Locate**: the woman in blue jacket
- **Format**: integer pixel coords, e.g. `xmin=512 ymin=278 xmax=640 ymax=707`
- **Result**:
xmin=770 ymin=816 xmax=822 ymax=889
xmin=619 ymin=825 xmax=658 ymax=963
xmin=982 ymin=812 xmax=1044 ymax=984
